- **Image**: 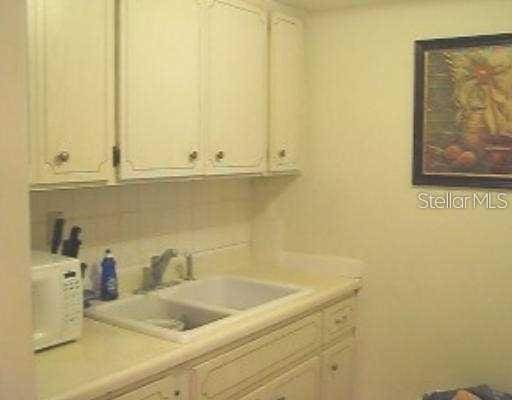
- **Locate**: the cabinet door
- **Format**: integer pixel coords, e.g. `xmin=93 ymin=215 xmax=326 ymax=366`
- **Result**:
xmin=265 ymin=357 xmax=321 ymax=400
xmin=269 ymin=13 xmax=304 ymax=172
xmin=204 ymin=0 xmax=268 ymax=175
xmin=321 ymin=341 xmax=355 ymax=400
xmin=118 ymin=0 xmax=203 ymax=179
xmin=113 ymin=374 xmax=188 ymax=400
xmin=28 ymin=0 xmax=115 ymax=184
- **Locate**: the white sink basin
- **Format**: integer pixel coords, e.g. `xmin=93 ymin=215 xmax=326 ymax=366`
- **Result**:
xmin=85 ymin=295 xmax=231 ymax=342
xmin=86 ymin=276 xmax=312 ymax=343
xmin=160 ymin=276 xmax=303 ymax=311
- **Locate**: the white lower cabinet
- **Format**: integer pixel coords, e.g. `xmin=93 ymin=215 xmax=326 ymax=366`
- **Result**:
xmin=237 ymin=341 xmax=355 ymax=400
xmin=237 ymin=386 xmax=267 ymax=400
xmin=321 ymin=340 xmax=355 ymax=400
xmin=266 ymin=357 xmax=322 ymax=400
xmin=238 ymin=357 xmax=321 ymax=400
xmin=113 ymin=296 xmax=357 ymax=400
xmin=113 ymin=373 xmax=189 ymax=400
xmin=193 ymin=313 xmax=322 ymax=400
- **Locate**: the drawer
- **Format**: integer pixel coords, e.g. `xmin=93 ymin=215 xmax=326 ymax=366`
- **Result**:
xmin=193 ymin=313 xmax=322 ymax=400
xmin=112 ymin=372 xmax=189 ymax=400
xmin=322 ymin=297 xmax=355 ymax=344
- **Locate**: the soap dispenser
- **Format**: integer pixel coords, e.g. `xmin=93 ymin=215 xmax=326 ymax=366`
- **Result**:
xmin=100 ymin=249 xmax=119 ymax=301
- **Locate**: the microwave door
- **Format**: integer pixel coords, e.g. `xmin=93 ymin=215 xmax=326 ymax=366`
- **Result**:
xmin=32 ymin=271 xmax=65 ymax=350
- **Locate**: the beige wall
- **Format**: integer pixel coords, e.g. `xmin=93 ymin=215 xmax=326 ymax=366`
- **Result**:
xmin=0 ymin=0 xmax=36 ymax=398
xmin=282 ymin=1 xmax=512 ymax=398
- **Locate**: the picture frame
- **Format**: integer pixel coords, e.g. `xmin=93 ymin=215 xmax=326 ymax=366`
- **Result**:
xmin=413 ymin=33 xmax=512 ymax=189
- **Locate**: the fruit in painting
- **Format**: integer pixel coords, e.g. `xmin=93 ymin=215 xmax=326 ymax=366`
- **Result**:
xmin=454 ymin=151 xmax=477 ymax=168
xmin=444 ymin=145 xmax=463 ymax=161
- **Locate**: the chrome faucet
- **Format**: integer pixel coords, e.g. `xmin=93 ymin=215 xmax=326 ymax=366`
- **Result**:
xmin=135 ymin=249 xmax=197 ymax=294
xmin=137 ymin=248 xmax=179 ymax=293
xmin=151 ymin=248 xmax=179 ymax=286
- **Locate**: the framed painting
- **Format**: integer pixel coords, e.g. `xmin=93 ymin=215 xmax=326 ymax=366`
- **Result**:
xmin=413 ymin=33 xmax=512 ymax=188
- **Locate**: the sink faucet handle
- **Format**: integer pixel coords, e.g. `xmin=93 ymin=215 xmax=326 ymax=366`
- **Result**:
xmin=184 ymin=252 xmax=195 ymax=281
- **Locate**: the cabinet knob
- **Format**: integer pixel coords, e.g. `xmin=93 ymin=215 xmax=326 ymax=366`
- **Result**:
xmin=278 ymin=149 xmax=286 ymax=158
xmin=189 ymin=150 xmax=199 ymax=161
xmin=216 ymin=150 xmax=225 ymax=160
xmin=276 ymin=397 xmax=286 ymax=400
xmin=173 ymin=390 xmax=180 ymax=397
xmin=335 ymin=315 xmax=348 ymax=324
xmin=331 ymin=363 xmax=339 ymax=371
xmin=56 ymin=151 xmax=70 ymax=163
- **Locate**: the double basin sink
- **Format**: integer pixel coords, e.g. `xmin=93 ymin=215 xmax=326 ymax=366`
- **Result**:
xmin=86 ymin=276 xmax=312 ymax=343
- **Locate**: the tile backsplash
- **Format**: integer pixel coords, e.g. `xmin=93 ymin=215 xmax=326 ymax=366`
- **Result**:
xmin=30 ymin=179 xmax=253 ymax=271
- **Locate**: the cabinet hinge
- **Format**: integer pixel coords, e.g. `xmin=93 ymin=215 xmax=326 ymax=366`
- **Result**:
xmin=113 ymin=146 xmax=121 ymax=167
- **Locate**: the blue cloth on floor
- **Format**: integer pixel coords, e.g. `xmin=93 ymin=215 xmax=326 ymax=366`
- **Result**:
xmin=423 ymin=385 xmax=512 ymax=400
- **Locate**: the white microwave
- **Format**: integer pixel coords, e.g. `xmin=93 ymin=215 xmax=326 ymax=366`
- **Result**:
xmin=31 ymin=251 xmax=83 ymax=351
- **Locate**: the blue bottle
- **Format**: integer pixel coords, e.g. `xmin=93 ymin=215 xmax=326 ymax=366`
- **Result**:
xmin=100 ymin=249 xmax=118 ymax=301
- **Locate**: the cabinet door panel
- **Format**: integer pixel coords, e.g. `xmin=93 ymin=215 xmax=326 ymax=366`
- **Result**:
xmin=265 ymin=357 xmax=321 ymax=400
xmin=119 ymin=0 xmax=203 ymax=179
xmin=205 ymin=0 xmax=267 ymax=175
xmin=321 ymin=340 xmax=355 ymax=400
xmin=28 ymin=0 xmax=114 ymax=184
xmin=269 ymin=13 xmax=304 ymax=172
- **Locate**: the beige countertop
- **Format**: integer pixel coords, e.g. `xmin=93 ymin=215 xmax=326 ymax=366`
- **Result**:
xmin=36 ymin=264 xmax=362 ymax=400
xmin=36 ymin=320 xmax=176 ymax=400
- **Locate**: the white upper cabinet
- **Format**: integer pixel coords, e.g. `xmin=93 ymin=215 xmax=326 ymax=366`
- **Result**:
xmin=269 ymin=12 xmax=304 ymax=172
xmin=28 ymin=0 xmax=115 ymax=185
xmin=28 ymin=0 xmax=296 ymax=187
xmin=118 ymin=0 xmax=203 ymax=180
xmin=204 ymin=0 xmax=268 ymax=175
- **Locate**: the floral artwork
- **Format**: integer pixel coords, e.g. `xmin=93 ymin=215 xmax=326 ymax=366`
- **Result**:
xmin=413 ymin=34 xmax=512 ymax=188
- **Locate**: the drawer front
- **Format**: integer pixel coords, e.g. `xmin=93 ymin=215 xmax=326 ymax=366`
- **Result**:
xmin=323 ymin=297 xmax=355 ymax=344
xmin=113 ymin=373 xmax=188 ymax=400
xmin=193 ymin=313 xmax=322 ymax=400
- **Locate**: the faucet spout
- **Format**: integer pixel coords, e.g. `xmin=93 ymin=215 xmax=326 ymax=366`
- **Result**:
xmin=150 ymin=248 xmax=179 ymax=288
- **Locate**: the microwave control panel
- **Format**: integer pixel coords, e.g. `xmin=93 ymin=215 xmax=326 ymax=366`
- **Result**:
xmin=61 ymin=268 xmax=83 ymax=336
